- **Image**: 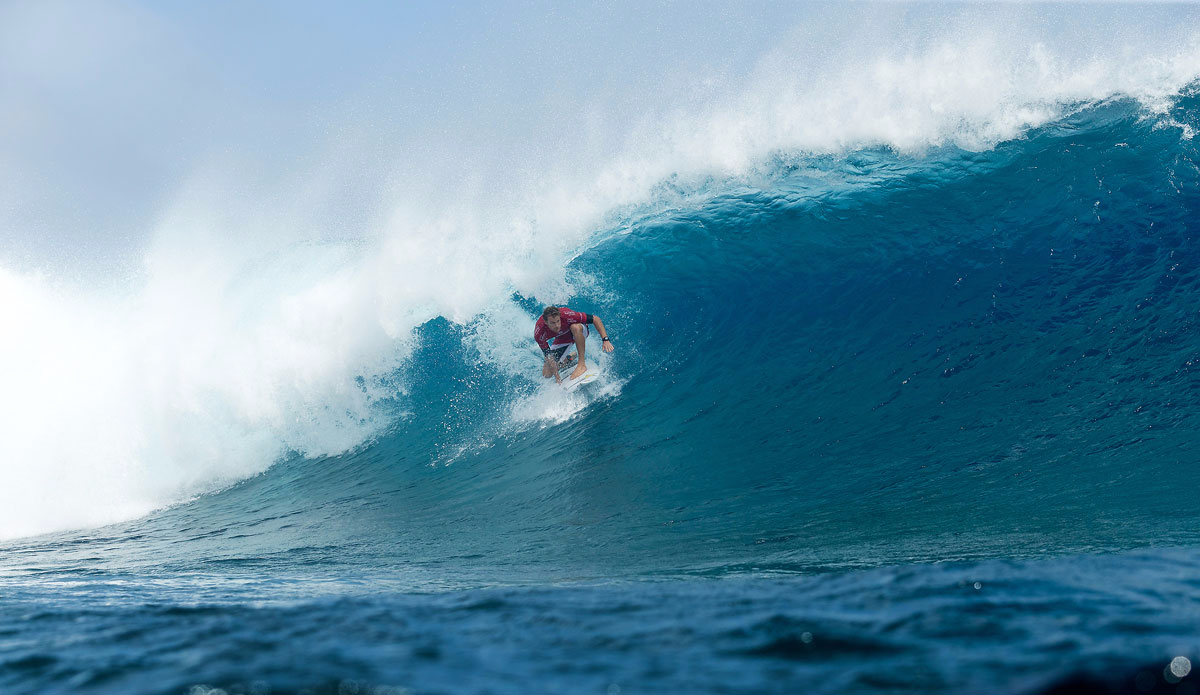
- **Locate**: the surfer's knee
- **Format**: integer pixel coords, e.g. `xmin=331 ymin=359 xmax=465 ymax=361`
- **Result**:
xmin=570 ymin=323 xmax=586 ymax=339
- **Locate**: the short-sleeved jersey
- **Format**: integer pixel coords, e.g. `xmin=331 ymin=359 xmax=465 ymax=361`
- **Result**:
xmin=534 ymin=308 xmax=592 ymax=354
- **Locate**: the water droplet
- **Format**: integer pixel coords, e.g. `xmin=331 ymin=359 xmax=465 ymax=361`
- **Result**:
xmin=1171 ymin=656 xmax=1192 ymax=678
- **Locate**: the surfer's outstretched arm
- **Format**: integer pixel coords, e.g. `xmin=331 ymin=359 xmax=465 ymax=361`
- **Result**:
xmin=592 ymin=315 xmax=614 ymax=353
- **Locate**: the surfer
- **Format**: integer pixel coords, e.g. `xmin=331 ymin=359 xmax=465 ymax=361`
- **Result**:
xmin=535 ymin=306 xmax=614 ymax=383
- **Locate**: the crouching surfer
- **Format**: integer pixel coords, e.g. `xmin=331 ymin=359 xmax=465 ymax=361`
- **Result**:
xmin=534 ymin=306 xmax=614 ymax=383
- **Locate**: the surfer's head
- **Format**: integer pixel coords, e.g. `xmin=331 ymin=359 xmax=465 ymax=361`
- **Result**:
xmin=542 ymin=306 xmax=561 ymax=332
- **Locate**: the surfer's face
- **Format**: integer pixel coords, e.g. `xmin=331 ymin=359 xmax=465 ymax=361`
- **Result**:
xmin=546 ymin=316 xmax=562 ymax=332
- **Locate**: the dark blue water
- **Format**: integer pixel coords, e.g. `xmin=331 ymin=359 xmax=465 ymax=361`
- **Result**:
xmin=4 ymin=93 xmax=1200 ymax=694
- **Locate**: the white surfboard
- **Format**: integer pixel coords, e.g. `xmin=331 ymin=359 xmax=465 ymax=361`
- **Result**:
xmin=555 ymin=347 xmax=605 ymax=392
xmin=560 ymin=363 xmax=602 ymax=392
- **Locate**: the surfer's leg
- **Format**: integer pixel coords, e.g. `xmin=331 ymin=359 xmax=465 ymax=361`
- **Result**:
xmin=547 ymin=345 xmax=571 ymax=377
xmin=569 ymin=323 xmax=588 ymax=379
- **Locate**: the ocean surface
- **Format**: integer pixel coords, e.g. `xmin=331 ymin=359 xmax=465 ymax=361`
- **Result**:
xmin=5 ymin=5 xmax=1200 ymax=694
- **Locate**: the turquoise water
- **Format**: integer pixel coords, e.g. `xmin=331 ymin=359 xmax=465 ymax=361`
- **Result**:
xmin=4 ymin=92 xmax=1200 ymax=693
xmin=6 ymin=3 xmax=1200 ymax=690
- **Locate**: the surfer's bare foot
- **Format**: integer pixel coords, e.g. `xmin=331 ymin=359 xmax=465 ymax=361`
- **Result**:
xmin=570 ymin=363 xmax=587 ymax=380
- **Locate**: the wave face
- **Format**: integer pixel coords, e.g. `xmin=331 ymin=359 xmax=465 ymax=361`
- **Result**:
xmin=4 ymin=2 xmax=1200 ymax=541
xmin=27 ymin=92 xmax=1200 ymax=577
xmin=5 ymin=4 xmax=1200 ymax=694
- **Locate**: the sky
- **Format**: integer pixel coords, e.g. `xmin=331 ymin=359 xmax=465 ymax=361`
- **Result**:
xmin=0 ymin=0 xmax=798 ymax=276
